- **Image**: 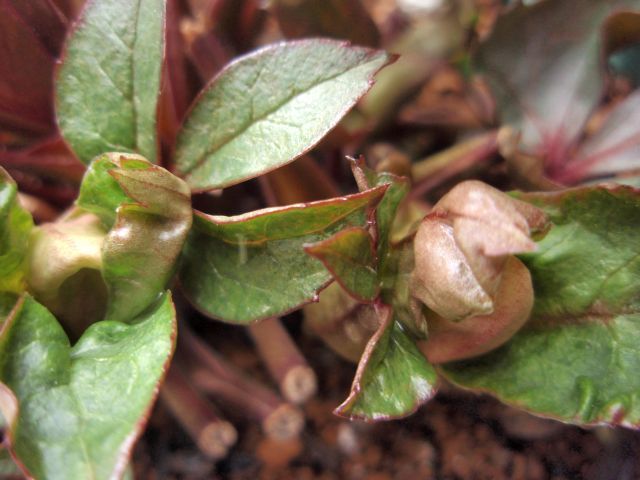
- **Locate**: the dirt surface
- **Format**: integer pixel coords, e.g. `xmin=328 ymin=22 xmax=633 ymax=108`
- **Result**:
xmin=133 ymin=318 xmax=640 ymax=480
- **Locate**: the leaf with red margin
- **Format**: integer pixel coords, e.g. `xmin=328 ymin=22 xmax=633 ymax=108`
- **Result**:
xmin=305 ymin=226 xmax=379 ymax=302
xmin=174 ymin=39 xmax=394 ymax=191
xmin=0 ymin=292 xmax=176 ymax=480
xmin=442 ymin=185 xmax=640 ymax=427
xmin=335 ymin=305 xmax=437 ymax=421
xmin=179 ymin=186 xmax=386 ymax=324
xmin=56 ymin=0 xmax=166 ymax=164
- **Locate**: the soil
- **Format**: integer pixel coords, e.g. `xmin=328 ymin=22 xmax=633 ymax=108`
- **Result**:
xmin=133 ymin=317 xmax=640 ymax=480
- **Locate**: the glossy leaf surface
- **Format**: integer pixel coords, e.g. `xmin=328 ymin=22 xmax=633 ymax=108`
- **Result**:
xmin=180 ymin=187 xmax=385 ymax=323
xmin=0 ymin=293 xmax=176 ymax=480
xmin=175 ymin=40 xmax=392 ymax=190
xmin=305 ymin=226 xmax=378 ymax=301
xmin=335 ymin=306 xmax=437 ymax=420
xmin=443 ymin=185 xmax=640 ymax=426
xmin=78 ymin=153 xmax=192 ymax=322
xmin=0 ymin=169 xmax=33 ymax=293
xmin=56 ymin=0 xmax=165 ymax=163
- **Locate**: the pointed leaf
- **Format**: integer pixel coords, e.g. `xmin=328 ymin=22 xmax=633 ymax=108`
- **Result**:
xmin=442 ymin=185 xmax=640 ymax=426
xmin=77 ymin=153 xmax=192 ymax=322
xmin=305 ymin=226 xmax=378 ymax=302
xmin=56 ymin=0 xmax=165 ymax=163
xmin=0 ymin=169 xmax=33 ymax=294
xmin=179 ymin=186 xmax=386 ymax=323
xmin=175 ymin=40 xmax=393 ymax=190
xmin=478 ymin=0 xmax=637 ymax=159
xmin=335 ymin=305 xmax=437 ymax=421
xmin=0 ymin=292 xmax=176 ymax=480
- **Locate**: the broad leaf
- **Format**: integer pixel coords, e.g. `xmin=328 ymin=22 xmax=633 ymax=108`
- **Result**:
xmin=174 ymin=40 xmax=393 ymax=190
xmin=335 ymin=305 xmax=437 ymax=420
xmin=442 ymin=185 xmax=640 ymax=426
xmin=0 ymin=292 xmax=176 ymax=480
xmin=78 ymin=153 xmax=192 ymax=322
xmin=305 ymin=227 xmax=378 ymax=302
xmin=478 ymin=0 xmax=637 ymax=163
xmin=0 ymin=168 xmax=33 ymax=293
xmin=179 ymin=186 xmax=386 ymax=323
xmin=56 ymin=0 xmax=165 ymax=164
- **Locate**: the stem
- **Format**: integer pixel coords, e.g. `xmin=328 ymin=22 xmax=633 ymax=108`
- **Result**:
xmin=178 ymin=325 xmax=304 ymax=440
xmin=160 ymin=364 xmax=237 ymax=460
xmin=17 ymin=193 xmax=59 ymax=223
xmin=248 ymin=317 xmax=318 ymax=404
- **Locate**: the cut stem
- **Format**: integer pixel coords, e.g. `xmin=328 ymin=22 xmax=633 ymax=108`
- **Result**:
xmin=178 ymin=325 xmax=304 ymax=440
xmin=248 ymin=317 xmax=318 ymax=404
xmin=160 ymin=363 xmax=237 ymax=460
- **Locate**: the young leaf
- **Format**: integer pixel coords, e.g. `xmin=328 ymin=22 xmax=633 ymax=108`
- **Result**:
xmin=350 ymin=158 xmax=410 ymax=260
xmin=478 ymin=0 xmax=636 ymax=162
xmin=0 ymin=168 xmax=33 ymax=294
xmin=179 ymin=186 xmax=386 ymax=323
xmin=77 ymin=153 xmax=192 ymax=322
xmin=305 ymin=226 xmax=379 ymax=302
xmin=335 ymin=305 xmax=437 ymax=421
xmin=442 ymin=185 xmax=640 ymax=426
xmin=174 ymin=40 xmax=393 ymax=191
xmin=0 ymin=292 xmax=176 ymax=480
xmin=56 ymin=0 xmax=165 ymax=164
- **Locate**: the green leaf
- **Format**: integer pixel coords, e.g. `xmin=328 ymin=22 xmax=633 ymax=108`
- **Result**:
xmin=350 ymin=158 xmax=410 ymax=269
xmin=477 ymin=0 xmax=637 ymax=158
xmin=335 ymin=305 xmax=437 ymax=420
xmin=78 ymin=153 xmax=192 ymax=322
xmin=305 ymin=227 xmax=378 ymax=302
xmin=179 ymin=186 xmax=386 ymax=323
xmin=56 ymin=0 xmax=165 ymax=164
xmin=0 ymin=292 xmax=176 ymax=480
xmin=442 ymin=185 xmax=640 ymax=426
xmin=0 ymin=169 xmax=33 ymax=294
xmin=175 ymin=40 xmax=393 ymax=191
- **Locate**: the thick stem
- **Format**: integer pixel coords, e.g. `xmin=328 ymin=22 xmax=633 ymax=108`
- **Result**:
xmin=248 ymin=317 xmax=318 ymax=404
xmin=178 ymin=325 xmax=304 ymax=440
xmin=160 ymin=364 xmax=237 ymax=460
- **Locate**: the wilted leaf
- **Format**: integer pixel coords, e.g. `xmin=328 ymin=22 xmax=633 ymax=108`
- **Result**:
xmin=0 ymin=168 xmax=33 ymax=293
xmin=442 ymin=185 xmax=640 ymax=426
xmin=305 ymin=227 xmax=378 ymax=301
xmin=56 ymin=0 xmax=165 ymax=163
xmin=478 ymin=0 xmax=637 ymax=165
xmin=272 ymin=0 xmax=380 ymax=47
xmin=77 ymin=153 xmax=192 ymax=322
xmin=174 ymin=40 xmax=393 ymax=190
xmin=179 ymin=187 xmax=385 ymax=323
xmin=335 ymin=305 xmax=437 ymax=420
xmin=0 ymin=292 xmax=176 ymax=480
